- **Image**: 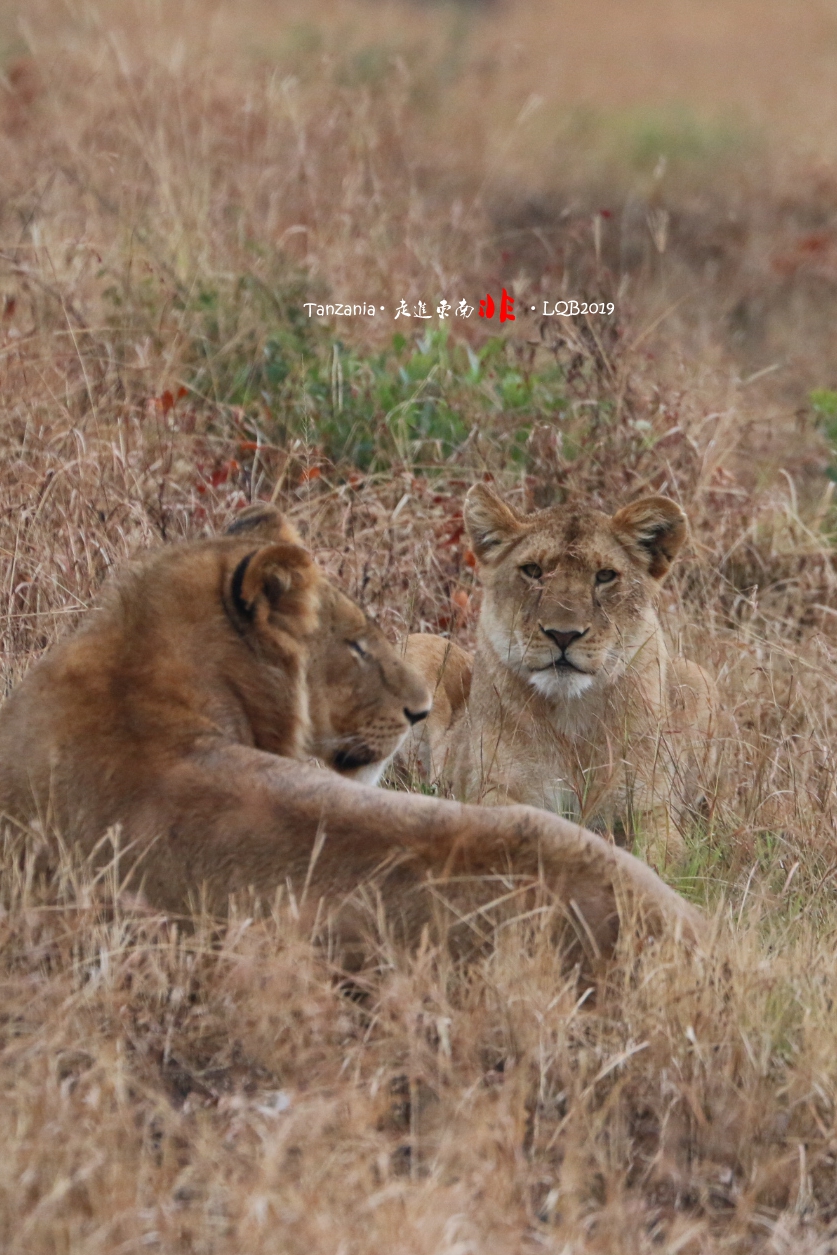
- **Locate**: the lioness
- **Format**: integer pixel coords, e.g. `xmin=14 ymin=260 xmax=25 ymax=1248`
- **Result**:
xmin=0 ymin=506 xmax=701 ymax=960
xmin=405 ymin=486 xmax=716 ymax=868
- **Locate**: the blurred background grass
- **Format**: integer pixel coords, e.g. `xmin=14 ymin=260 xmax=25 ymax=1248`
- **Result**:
xmin=3 ymin=0 xmax=836 ymax=476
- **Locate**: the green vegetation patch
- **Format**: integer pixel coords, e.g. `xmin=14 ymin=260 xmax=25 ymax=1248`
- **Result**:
xmin=810 ymin=387 xmax=837 ymax=481
xmin=175 ymin=276 xmax=571 ymax=471
xmin=620 ymin=105 xmax=749 ymax=173
xmin=545 ymin=102 xmax=756 ymax=189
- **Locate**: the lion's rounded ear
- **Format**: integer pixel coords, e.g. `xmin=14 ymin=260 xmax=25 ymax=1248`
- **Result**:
xmin=228 ymin=543 xmax=319 ymax=630
xmin=464 ymin=484 xmax=525 ymax=563
xmin=611 ymin=496 xmax=687 ymax=581
xmin=225 ymin=504 xmax=302 ymax=545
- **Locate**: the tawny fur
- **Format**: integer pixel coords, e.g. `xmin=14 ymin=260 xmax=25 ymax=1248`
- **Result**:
xmin=0 ymin=507 xmax=703 ymax=962
xmin=405 ymin=487 xmax=717 ymax=869
xmin=399 ymin=634 xmax=472 ymax=781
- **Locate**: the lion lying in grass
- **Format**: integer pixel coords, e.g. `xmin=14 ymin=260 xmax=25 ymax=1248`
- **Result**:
xmin=405 ymin=486 xmax=716 ymax=869
xmin=0 ymin=505 xmax=701 ymax=962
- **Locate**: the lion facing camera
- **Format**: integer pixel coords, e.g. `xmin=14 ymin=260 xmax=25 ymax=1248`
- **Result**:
xmin=405 ymin=486 xmax=717 ymax=869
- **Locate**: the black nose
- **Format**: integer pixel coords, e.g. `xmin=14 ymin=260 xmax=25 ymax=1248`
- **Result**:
xmin=542 ymin=628 xmax=584 ymax=653
xmin=405 ymin=706 xmax=430 ymax=725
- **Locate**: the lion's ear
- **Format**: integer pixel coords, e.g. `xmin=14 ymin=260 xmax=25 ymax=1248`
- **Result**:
xmin=228 ymin=543 xmax=319 ymax=633
xmin=225 ymin=504 xmax=302 ymax=545
xmin=611 ymin=496 xmax=687 ymax=581
xmin=464 ymin=484 xmax=525 ymax=563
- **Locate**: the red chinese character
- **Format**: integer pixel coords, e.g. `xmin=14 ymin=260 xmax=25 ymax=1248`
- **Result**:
xmin=478 ymin=293 xmax=495 ymax=319
xmin=500 ymin=287 xmax=515 ymax=323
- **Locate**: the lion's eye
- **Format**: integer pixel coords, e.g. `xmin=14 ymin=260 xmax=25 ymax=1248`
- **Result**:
xmin=595 ymin=569 xmax=618 ymax=585
xmin=348 ymin=640 xmax=369 ymax=660
xmin=520 ymin=563 xmax=543 ymax=581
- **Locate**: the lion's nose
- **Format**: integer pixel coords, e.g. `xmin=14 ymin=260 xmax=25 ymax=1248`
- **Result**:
xmin=405 ymin=706 xmax=430 ymax=725
xmin=542 ymin=627 xmax=585 ymax=653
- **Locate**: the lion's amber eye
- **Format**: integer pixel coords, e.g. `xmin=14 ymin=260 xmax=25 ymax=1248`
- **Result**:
xmin=595 ymin=569 xmax=618 ymax=585
xmin=520 ymin=563 xmax=543 ymax=581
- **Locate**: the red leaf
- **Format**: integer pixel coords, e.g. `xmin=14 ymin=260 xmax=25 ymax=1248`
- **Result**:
xmin=209 ymin=459 xmax=240 ymax=488
xmin=798 ymin=232 xmax=830 ymax=255
xmin=440 ymin=523 xmax=464 ymax=547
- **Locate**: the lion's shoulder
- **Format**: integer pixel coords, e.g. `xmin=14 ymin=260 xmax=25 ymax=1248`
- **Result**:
xmin=0 ymin=529 xmax=325 ymax=840
xmin=400 ymin=634 xmax=472 ymax=780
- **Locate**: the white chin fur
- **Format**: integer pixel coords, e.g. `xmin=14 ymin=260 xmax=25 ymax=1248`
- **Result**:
xmin=350 ymin=761 xmax=389 ymax=786
xmin=346 ymin=727 xmax=409 ymax=787
xmin=528 ymin=668 xmax=595 ymax=700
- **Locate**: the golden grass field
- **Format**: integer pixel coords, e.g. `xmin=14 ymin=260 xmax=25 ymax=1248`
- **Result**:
xmin=3 ymin=0 xmax=837 ymax=1250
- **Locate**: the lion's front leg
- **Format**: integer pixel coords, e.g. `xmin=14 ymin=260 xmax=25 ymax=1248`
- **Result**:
xmin=616 ymin=806 xmax=683 ymax=871
xmin=610 ymin=765 xmax=685 ymax=871
xmin=571 ymin=736 xmax=684 ymax=869
xmin=128 ymin=744 xmax=702 ymax=959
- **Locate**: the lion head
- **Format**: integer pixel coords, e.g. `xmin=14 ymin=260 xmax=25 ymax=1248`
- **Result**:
xmin=226 ymin=505 xmax=431 ymax=783
xmin=464 ymin=485 xmax=687 ymax=700
xmin=306 ymin=584 xmax=431 ymax=784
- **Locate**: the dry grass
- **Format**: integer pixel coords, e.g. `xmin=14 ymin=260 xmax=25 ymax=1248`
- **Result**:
xmin=3 ymin=0 xmax=837 ymax=1249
